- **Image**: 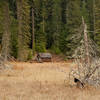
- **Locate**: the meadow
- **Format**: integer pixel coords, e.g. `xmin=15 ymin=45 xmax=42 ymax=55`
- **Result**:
xmin=0 ymin=62 xmax=100 ymax=100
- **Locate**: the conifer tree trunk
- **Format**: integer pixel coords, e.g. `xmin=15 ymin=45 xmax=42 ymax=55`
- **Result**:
xmin=16 ymin=0 xmax=31 ymax=61
xmin=93 ymin=0 xmax=96 ymax=36
xmin=16 ymin=0 xmax=23 ymax=61
xmin=32 ymin=7 xmax=35 ymax=52
xmin=1 ymin=1 xmax=11 ymax=61
xmin=42 ymin=14 xmax=45 ymax=34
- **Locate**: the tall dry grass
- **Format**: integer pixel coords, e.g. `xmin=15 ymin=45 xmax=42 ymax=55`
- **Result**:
xmin=0 ymin=62 xmax=100 ymax=100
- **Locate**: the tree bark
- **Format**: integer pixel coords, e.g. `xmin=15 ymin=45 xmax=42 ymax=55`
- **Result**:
xmin=1 ymin=1 xmax=11 ymax=61
xmin=16 ymin=0 xmax=23 ymax=61
xmin=93 ymin=0 xmax=96 ymax=36
xmin=32 ymin=7 xmax=35 ymax=51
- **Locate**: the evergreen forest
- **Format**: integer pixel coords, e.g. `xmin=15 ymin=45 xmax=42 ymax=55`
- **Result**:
xmin=0 ymin=0 xmax=100 ymax=61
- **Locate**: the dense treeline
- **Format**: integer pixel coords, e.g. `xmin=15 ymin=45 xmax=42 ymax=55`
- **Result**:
xmin=0 ymin=0 xmax=99 ymax=61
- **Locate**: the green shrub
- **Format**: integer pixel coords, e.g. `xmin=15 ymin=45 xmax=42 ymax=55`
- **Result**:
xmin=51 ymin=46 xmax=61 ymax=54
xmin=27 ymin=49 xmax=33 ymax=60
xmin=36 ymin=43 xmax=46 ymax=53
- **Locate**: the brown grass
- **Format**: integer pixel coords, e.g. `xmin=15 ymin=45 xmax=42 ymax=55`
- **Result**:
xmin=0 ymin=62 xmax=100 ymax=100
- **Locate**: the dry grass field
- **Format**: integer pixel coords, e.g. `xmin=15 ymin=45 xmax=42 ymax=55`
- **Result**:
xmin=0 ymin=62 xmax=100 ymax=100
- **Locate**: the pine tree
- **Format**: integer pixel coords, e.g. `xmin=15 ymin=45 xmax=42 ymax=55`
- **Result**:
xmin=51 ymin=0 xmax=62 ymax=54
xmin=81 ymin=0 xmax=94 ymax=39
xmin=0 ymin=1 xmax=4 ymax=45
xmin=31 ymin=4 xmax=35 ymax=54
xmin=43 ymin=0 xmax=54 ymax=49
xmin=8 ymin=0 xmax=18 ymax=58
xmin=59 ymin=0 xmax=67 ymax=53
xmin=34 ymin=0 xmax=46 ymax=52
xmin=94 ymin=0 xmax=100 ymax=49
xmin=1 ymin=0 xmax=11 ymax=61
xmin=66 ymin=0 xmax=82 ymax=56
xmin=16 ymin=0 xmax=31 ymax=61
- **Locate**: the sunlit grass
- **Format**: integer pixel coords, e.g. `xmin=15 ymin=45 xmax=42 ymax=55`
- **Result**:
xmin=0 ymin=62 xmax=99 ymax=100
